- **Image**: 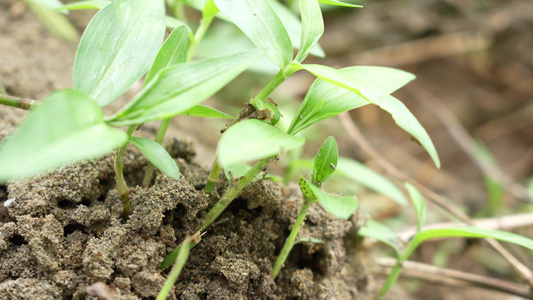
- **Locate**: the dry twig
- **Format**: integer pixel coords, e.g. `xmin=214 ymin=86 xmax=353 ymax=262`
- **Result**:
xmin=376 ymin=257 xmax=531 ymax=298
xmin=338 ymin=112 xmax=533 ymax=286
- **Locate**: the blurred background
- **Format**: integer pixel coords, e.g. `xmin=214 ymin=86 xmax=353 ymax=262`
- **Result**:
xmin=1 ymin=0 xmax=532 ymax=298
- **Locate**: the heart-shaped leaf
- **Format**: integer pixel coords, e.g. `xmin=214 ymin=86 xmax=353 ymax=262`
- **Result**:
xmin=73 ymin=0 xmax=165 ymax=106
xmin=129 ymin=137 xmax=180 ymax=180
xmin=0 ymin=90 xmax=127 ymax=182
xmin=217 ymin=119 xmax=304 ymax=167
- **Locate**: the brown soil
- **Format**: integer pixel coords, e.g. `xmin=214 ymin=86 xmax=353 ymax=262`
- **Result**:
xmin=0 ymin=2 xmax=373 ymax=299
xmin=0 ymin=117 xmax=371 ymax=299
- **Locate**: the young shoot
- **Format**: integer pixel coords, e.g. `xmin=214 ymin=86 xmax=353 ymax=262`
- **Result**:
xmin=271 ymin=136 xmax=358 ymax=279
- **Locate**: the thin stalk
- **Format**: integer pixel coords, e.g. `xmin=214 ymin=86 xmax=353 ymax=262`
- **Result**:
xmin=204 ymin=157 xmax=221 ymax=192
xmin=115 ymin=125 xmax=136 ymax=219
xmin=171 ymin=1 xmax=188 ymax=24
xmin=250 ymin=70 xmax=287 ymax=109
xmin=271 ymin=201 xmax=311 ymax=279
xmin=156 ymin=237 xmax=191 ymax=300
xmin=160 ymin=156 xmax=273 ymax=270
xmin=0 ymin=93 xmax=38 ymax=110
xmin=186 ymin=13 xmax=212 ymax=61
xmin=142 ymin=119 xmax=171 ymax=187
xmin=205 ymin=70 xmax=290 ymax=191
xmin=376 ymin=259 xmax=403 ymax=299
xmin=144 ymin=9 xmax=215 ymax=187
xmin=202 ymin=156 xmax=272 ymax=231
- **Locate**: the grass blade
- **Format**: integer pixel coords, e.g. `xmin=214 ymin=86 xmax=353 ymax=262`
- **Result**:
xmin=129 ymin=137 xmax=180 ymax=180
xmin=108 ymin=49 xmax=265 ymax=126
xmin=0 ymin=90 xmax=127 ymax=182
xmin=213 ymin=0 xmax=292 ymax=68
xmin=73 ymin=0 xmax=165 ymax=106
xmin=295 ymin=0 xmax=324 ymax=62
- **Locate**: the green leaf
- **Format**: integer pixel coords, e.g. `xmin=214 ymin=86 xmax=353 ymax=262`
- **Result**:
xmin=295 ymin=0 xmax=324 ymax=62
xmin=56 ymin=1 xmax=190 ymax=30
xmin=29 ymin=0 xmax=64 ymax=10
xmin=0 ymin=90 xmax=127 ymax=183
xmin=213 ymin=0 xmax=292 ymax=68
xmin=295 ymin=237 xmax=324 ymax=244
xmin=269 ymin=0 xmax=325 ymax=58
xmin=73 ymin=0 xmax=166 ymax=107
xmin=336 ymin=157 xmax=408 ymax=206
xmin=129 ymin=137 xmax=180 ymax=180
xmin=165 ymin=16 xmax=191 ymax=30
xmin=145 ymin=26 xmax=189 ymax=86
xmin=318 ymin=0 xmax=362 ymax=8
xmin=55 ymin=0 xmax=111 ymax=10
xmin=404 ymin=182 xmax=425 ymax=233
xmin=312 ymin=136 xmax=338 ymax=185
xmin=313 ymin=184 xmax=358 ymax=219
xmin=404 ymin=227 xmax=533 ymax=260
xmin=217 ymin=119 xmax=304 ymax=167
xmin=287 ymin=66 xmax=416 ymax=135
xmin=299 ymin=177 xmax=357 ymax=219
xmin=357 ymin=219 xmax=400 ymax=256
xmin=292 ymin=63 xmax=440 ymax=168
xmin=202 ymin=0 xmax=220 ymax=22
xmin=299 ymin=176 xmax=318 ymax=203
xmin=179 ymin=105 xmax=232 ymax=119
xmin=25 ymin=1 xmax=78 ymax=41
xmin=108 ymin=49 xmax=265 ymax=126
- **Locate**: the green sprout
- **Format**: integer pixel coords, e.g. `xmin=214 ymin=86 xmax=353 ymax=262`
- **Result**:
xmin=8 ymin=1 xmax=530 ymax=298
xmin=271 ymin=136 xmax=358 ymax=278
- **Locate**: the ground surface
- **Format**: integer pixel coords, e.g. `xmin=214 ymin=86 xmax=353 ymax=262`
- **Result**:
xmin=1 ymin=0 xmax=532 ymax=299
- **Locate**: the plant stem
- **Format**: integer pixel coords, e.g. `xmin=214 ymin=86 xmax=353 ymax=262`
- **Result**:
xmin=186 ymin=12 xmax=212 ymax=62
xmin=156 ymin=236 xmax=191 ymax=300
xmin=143 ymin=9 xmax=215 ymax=187
xmin=250 ymin=70 xmax=287 ymax=109
xmin=205 ymin=70 xmax=291 ymax=190
xmin=271 ymin=201 xmax=311 ymax=279
xmin=376 ymin=259 xmax=403 ymax=299
xmin=204 ymin=157 xmax=221 ymax=192
xmin=115 ymin=125 xmax=136 ymax=219
xmin=160 ymin=156 xmax=273 ymax=270
xmin=203 ymin=156 xmax=272 ymax=230
xmin=142 ymin=119 xmax=171 ymax=187
xmin=0 ymin=93 xmax=38 ymax=110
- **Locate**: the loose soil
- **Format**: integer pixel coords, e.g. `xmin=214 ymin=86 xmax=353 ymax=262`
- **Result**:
xmin=0 ymin=110 xmax=371 ymax=299
xmin=0 ymin=2 xmax=373 ymax=299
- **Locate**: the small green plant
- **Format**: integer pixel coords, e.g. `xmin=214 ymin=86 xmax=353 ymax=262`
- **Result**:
xmin=271 ymin=136 xmax=358 ymax=278
xmin=3 ymin=0 xmax=531 ymax=298
xmin=358 ymin=183 xmax=533 ymax=299
xmin=0 ymin=0 xmax=448 ymax=277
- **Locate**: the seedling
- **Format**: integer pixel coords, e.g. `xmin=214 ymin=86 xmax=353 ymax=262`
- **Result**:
xmin=271 ymin=136 xmax=358 ymax=279
xmin=0 ymin=0 xmax=258 ymax=218
xmin=358 ymin=183 xmax=533 ymax=299
xmin=5 ymin=1 xmax=527 ymax=298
